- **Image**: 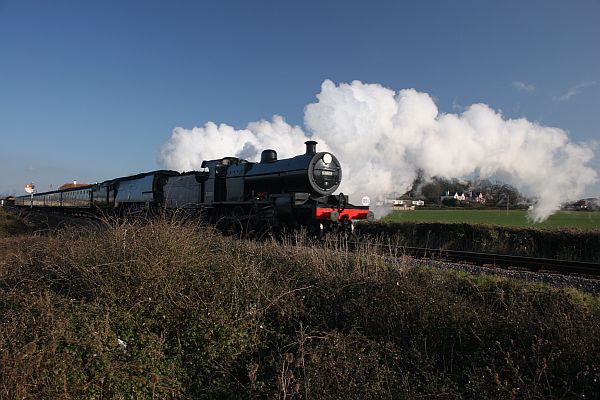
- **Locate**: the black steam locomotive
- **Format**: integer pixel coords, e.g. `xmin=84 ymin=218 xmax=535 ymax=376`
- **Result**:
xmin=13 ymin=141 xmax=374 ymax=237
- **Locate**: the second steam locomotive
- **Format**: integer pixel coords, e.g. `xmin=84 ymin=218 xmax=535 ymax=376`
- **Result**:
xmin=14 ymin=141 xmax=374 ymax=237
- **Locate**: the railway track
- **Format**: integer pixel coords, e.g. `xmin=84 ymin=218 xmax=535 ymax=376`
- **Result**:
xmin=5 ymin=207 xmax=599 ymax=278
xmin=351 ymin=241 xmax=600 ymax=278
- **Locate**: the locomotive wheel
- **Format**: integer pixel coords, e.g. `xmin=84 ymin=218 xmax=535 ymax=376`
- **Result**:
xmin=215 ymin=216 xmax=229 ymax=233
xmin=216 ymin=216 xmax=243 ymax=237
xmin=341 ymin=220 xmax=357 ymax=242
xmin=229 ymin=218 xmax=243 ymax=237
xmin=232 ymin=206 xmax=246 ymax=220
xmin=308 ymin=221 xmax=324 ymax=240
xmin=249 ymin=203 xmax=276 ymax=240
xmin=231 ymin=206 xmax=247 ymax=237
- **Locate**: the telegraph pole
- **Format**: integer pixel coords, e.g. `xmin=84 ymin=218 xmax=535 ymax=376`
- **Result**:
xmin=25 ymin=183 xmax=35 ymax=208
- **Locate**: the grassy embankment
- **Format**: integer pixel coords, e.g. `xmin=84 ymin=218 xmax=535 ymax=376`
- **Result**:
xmin=361 ymin=209 xmax=600 ymax=262
xmin=385 ymin=209 xmax=600 ymax=230
xmin=1 ymin=213 xmax=599 ymax=398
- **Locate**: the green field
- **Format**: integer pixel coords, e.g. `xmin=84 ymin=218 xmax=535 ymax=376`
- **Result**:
xmin=384 ymin=209 xmax=600 ymax=230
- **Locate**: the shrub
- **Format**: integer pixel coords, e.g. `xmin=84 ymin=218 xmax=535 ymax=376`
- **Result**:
xmin=1 ymin=215 xmax=599 ymax=398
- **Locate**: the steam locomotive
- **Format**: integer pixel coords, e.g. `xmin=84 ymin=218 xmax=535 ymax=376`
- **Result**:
xmin=13 ymin=141 xmax=374 ymax=237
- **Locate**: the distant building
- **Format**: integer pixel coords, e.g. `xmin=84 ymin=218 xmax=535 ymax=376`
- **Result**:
xmin=440 ymin=190 xmax=486 ymax=205
xmin=59 ymin=180 xmax=90 ymax=190
xmin=564 ymin=198 xmax=600 ymax=211
xmin=440 ymin=191 xmax=453 ymax=203
xmin=453 ymin=192 xmax=466 ymax=201
xmin=581 ymin=198 xmax=600 ymax=210
xmin=391 ymin=196 xmax=425 ymax=210
xmin=469 ymin=192 xmax=486 ymax=204
xmin=477 ymin=193 xmax=486 ymax=203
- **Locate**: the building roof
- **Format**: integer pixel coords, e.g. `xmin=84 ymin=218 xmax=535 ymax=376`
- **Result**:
xmin=58 ymin=182 xmax=90 ymax=190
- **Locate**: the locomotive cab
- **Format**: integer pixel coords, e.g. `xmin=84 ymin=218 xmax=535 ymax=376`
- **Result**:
xmin=202 ymin=157 xmax=250 ymax=203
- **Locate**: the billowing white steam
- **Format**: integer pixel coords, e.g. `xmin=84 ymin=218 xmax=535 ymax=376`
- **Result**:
xmin=159 ymin=80 xmax=598 ymax=222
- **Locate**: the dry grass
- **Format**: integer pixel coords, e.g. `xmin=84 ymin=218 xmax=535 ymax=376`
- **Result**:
xmin=0 ymin=213 xmax=599 ymax=398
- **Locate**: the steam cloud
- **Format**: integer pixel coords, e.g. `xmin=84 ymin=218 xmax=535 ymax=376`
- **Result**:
xmin=159 ymin=80 xmax=598 ymax=222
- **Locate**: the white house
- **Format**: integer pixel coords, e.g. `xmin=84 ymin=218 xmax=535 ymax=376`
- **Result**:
xmin=453 ymin=192 xmax=466 ymax=201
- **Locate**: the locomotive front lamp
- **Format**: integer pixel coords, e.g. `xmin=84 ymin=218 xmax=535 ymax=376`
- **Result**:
xmin=322 ymin=153 xmax=332 ymax=164
xmin=330 ymin=210 xmax=340 ymax=221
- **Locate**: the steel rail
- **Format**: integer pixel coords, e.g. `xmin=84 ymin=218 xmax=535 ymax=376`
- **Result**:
xmin=349 ymin=241 xmax=600 ymax=277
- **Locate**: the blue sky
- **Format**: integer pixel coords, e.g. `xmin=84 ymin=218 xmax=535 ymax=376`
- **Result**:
xmin=1 ymin=0 xmax=599 ymax=195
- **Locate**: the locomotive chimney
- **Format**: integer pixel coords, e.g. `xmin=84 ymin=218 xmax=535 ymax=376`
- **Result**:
xmin=260 ymin=149 xmax=277 ymax=163
xmin=305 ymin=140 xmax=317 ymax=155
